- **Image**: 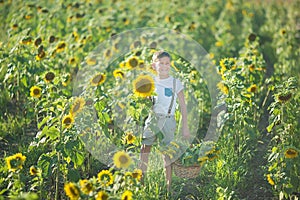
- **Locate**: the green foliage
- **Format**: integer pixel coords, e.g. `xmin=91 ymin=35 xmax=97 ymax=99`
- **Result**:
xmin=0 ymin=0 xmax=299 ymax=199
xmin=266 ymin=77 xmax=300 ymax=199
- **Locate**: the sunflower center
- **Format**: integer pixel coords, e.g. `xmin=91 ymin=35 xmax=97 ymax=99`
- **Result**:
xmin=102 ymin=193 xmax=109 ymax=200
xmin=278 ymin=93 xmax=292 ymax=102
xmin=100 ymin=174 xmax=111 ymax=183
xmin=129 ymin=58 xmax=138 ymax=68
xmin=64 ymin=117 xmax=72 ymax=125
xmin=92 ymin=74 xmax=103 ymax=84
xmin=119 ymin=155 xmax=129 ymax=164
xmin=133 ymin=40 xmax=141 ymax=48
xmin=70 ymin=186 xmax=79 ymax=197
xmin=70 ymin=58 xmax=75 ymax=63
xmin=287 ymin=150 xmax=296 ymax=155
xmin=127 ymin=134 xmax=133 ymax=140
xmin=84 ymin=183 xmax=93 ymax=191
xmin=105 ymin=49 xmax=111 ymax=57
xmin=33 ymin=89 xmax=40 ymax=95
xmin=31 ymin=168 xmax=38 ymax=174
xmin=45 ymin=72 xmax=55 ymax=81
xmin=250 ymin=86 xmax=256 ymax=93
xmin=58 ymin=43 xmax=66 ymax=49
xmin=72 ymin=103 xmax=80 ymax=113
xmin=136 ymin=79 xmax=152 ymax=93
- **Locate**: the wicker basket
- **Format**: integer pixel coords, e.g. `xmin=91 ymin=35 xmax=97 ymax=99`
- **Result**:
xmin=173 ymin=161 xmax=201 ymax=179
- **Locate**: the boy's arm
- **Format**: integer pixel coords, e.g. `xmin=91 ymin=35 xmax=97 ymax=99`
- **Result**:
xmin=177 ymin=90 xmax=190 ymax=139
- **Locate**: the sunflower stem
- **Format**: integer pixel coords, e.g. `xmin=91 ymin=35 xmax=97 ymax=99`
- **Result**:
xmin=55 ymin=116 xmax=63 ymax=200
xmin=55 ymin=151 xmax=60 ymax=200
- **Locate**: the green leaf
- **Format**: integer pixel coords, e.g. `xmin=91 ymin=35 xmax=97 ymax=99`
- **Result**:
xmin=67 ymin=169 xmax=81 ymax=182
xmin=38 ymin=116 xmax=50 ymax=129
xmin=21 ymin=76 xmax=28 ymax=87
xmin=266 ymin=122 xmax=274 ymax=132
xmin=64 ymin=140 xmax=85 ymax=167
xmin=47 ymin=126 xmax=60 ymax=140
xmin=0 ymin=188 xmax=8 ymax=195
xmin=37 ymin=153 xmax=52 ymax=177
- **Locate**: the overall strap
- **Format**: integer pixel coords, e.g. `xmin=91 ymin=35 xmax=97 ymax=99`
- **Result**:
xmin=167 ymin=78 xmax=176 ymax=116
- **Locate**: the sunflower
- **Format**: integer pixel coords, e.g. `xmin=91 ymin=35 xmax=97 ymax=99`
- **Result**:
xmin=86 ymin=57 xmax=97 ymax=65
xmin=30 ymin=86 xmax=42 ymax=98
xmin=267 ymin=174 xmax=275 ymax=186
xmin=5 ymin=153 xmax=26 ymax=172
xmin=113 ymin=42 xmax=119 ymax=52
xmin=149 ymin=41 xmax=157 ymax=49
xmin=62 ymin=114 xmax=74 ymax=129
xmin=207 ymin=153 xmax=218 ymax=161
xmin=249 ymin=64 xmax=255 ymax=72
xmin=113 ymin=151 xmax=132 ymax=169
xmin=217 ymin=82 xmax=229 ymax=95
xmin=125 ymin=132 xmax=136 ymax=144
xmin=70 ymin=97 xmax=85 ymax=116
xmin=137 ymin=60 xmax=145 ymax=70
xmin=35 ymin=50 xmax=46 ymax=61
xmin=121 ymin=190 xmax=133 ymax=200
xmin=90 ymin=73 xmax=106 ymax=86
xmin=29 ymin=166 xmax=39 ymax=176
xmin=198 ymin=156 xmax=208 ymax=163
xmin=34 ymin=37 xmax=42 ymax=47
xmin=188 ymin=21 xmax=196 ymax=31
xmin=12 ymin=23 xmax=18 ymax=30
xmin=124 ymin=171 xmax=133 ymax=179
xmin=44 ymin=71 xmax=55 ymax=83
xmin=113 ymin=69 xmax=125 ymax=79
xmin=69 ymin=57 xmax=78 ymax=65
xmin=64 ymin=182 xmax=80 ymax=200
xmin=132 ymin=169 xmax=142 ymax=181
xmin=97 ymin=170 xmax=114 ymax=187
xmin=49 ymin=35 xmax=56 ymax=43
xmin=284 ymin=148 xmax=298 ymax=159
xmin=96 ymin=191 xmax=109 ymax=200
xmin=56 ymin=41 xmax=66 ymax=53
xmin=130 ymin=40 xmax=142 ymax=49
xmin=248 ymin=33 xmax=257 ymax=42
xmin=165 ymin=15 xmax=171 ymax=23
xmin=126 ymin=56 xmax=139 ymax=69
xmin=20 ymin=37 xmax=32 ymax=45
xmin=218 ymin=59 xmax=227 ymax=75
xmin=67 ymin=15 xmax=73 ymax=23
xmin=24 ymin=14 xmax=33 ymax=20
xmin=72 ymin=31 xmax=79 ymax=42
xmin=247 ymin=84 xmax=257 ymax=93
xmin=280 ymin=29 xmax=286 ymax=36
xmin=62 ymin=73 xmax=71 ymax=87
xmin=79 ymin=179 xmax=93 ymax=195
xmin=51 ymin=49 xmax=57 ymax=58
xmin=277 ymin=93 xmax=292 ymax=103
xmin=122 ymin=17 xmax=130 ymax=25
xmin=119 ymin=61 xmax=126 ymax=68
xmin=215 ymin=41 xmax=223 ymax=47
xmin=104 ymin=49 xmax=112 ymax=59
xmin=132 ymin=74 xmax=155 ymax=98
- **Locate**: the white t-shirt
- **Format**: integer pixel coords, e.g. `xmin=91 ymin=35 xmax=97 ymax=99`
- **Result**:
xmin=153 ymin=76 xmax=184 ymax=115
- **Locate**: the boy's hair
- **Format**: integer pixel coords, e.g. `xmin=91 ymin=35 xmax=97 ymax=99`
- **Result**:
xmin=152 ymin=50 xmax=171 ymax=62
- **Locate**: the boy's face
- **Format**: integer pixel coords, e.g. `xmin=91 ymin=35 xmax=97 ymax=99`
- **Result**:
xmin=155 ymin=56 xmax=171 ymax=78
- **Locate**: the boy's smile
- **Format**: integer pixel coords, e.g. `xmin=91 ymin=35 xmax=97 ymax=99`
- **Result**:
xmin=155 ymin=56 xmax=171 ymax=79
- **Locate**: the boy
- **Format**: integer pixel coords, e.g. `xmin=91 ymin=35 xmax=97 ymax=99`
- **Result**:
xmin=139 ymin=50 xmax=190 ymax=191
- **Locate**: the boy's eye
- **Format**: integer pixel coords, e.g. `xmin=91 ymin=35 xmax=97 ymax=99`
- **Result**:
xmin=159 ymin=63 xmax=169 ymax=66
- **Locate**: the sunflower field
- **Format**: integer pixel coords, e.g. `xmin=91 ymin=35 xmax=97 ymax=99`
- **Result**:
xmin=0 ymin=0 xmax=299 ymax=199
